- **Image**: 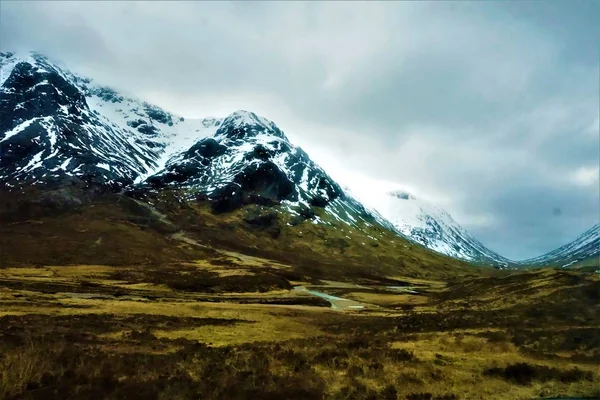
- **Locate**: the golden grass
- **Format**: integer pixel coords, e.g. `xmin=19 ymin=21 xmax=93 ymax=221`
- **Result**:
xmin=389 ymin=332 xmax=599 ymax=400
xmin=387 ymin=275 xmax=447 ymax=288
xmin=1 ymin=263 xmax=598 ymax=399
xmin=0 ymin=341 xmax=61 ymax=396
xmin=344 ymin=291 xmax=429 ymax=307
xmin=216 ymin=250 xmax=291 ymax=269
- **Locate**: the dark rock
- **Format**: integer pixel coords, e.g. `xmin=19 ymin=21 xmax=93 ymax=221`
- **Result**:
xmin=247 ymin=193 xmax=277 ymax=207
xmin=210 ymin=184 xmax=244 ymax=213
xmin=186 ymin=138 xmax=227 ymax=159
xmin=92 ymin=87 xmax=124 ymax=103
xmin=243 ymin=206 xmax=278 ymax=228
xmin=309 ymin=196 xmax=328 ymax=208
xmin=233 ymin=161 xmax=295 ymax=202
xmin=245 ymin=144 xmax=274 ymax=161
xmin=126 ymin=119 xmax=146 ymax=128
xmin=136 ymin=124 xmax=159 ymax=136
xmin=243 ymin=206 xmax=281 ymax=238
xmin=0 ymin=62 xmax=87 ymax=134
xmin=147 ymin=164 xmax=202 ymax=187
xmin=143 ymin=103 xmax=173 ymax=125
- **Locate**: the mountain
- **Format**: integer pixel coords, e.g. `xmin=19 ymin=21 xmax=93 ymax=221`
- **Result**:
xmin=0 ymin=51 xmax=389 ymax=232
xmin=0 ymin=51 xmax=220 ymax=190
xmin=348 ymin=189 xmax=511 ymax=266
xmin=352 ymin=189 xmax=598 ymax=269
xmin=517 ymin=223 xmax=600 ymax=269
xmin=137 ymin=109 xmax=396 ymax=233
xmin=2 ymin=51 xmax=484 ymax=279
xmin=3 ymin=50 xmax=595 ymax=276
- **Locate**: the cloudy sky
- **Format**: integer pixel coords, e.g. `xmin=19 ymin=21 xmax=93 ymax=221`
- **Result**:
xmin=1 ymin=1 xmax=598 ymax=259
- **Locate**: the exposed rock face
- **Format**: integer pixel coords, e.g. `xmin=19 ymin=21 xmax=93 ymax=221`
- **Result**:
xmin=1 ymin=61 xmax=87 ymax=133
xmin=143 ymin=110 xmax=348 ymax=216
xmin=0 ymin=52 xmax=166 ymax=189
xmin=243 ymin=206 xmax=281 ymax=238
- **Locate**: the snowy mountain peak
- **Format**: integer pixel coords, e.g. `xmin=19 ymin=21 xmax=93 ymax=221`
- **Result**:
xmin=0 ymin=51 xmax=223 ymax=189
xmin=224 ymin=110 xmax=266 ymax=126
xmin=215 ymin=110 xmax=287 ymax=141
xmin=2 ymin=52 xmax=491 ymax=260
xmin=1 ymin=51 xmax=53 ymax=86
xmin=7 ymin=51 xmax=592 ymax=270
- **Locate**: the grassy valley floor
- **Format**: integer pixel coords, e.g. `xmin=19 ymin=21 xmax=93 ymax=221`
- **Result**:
xmin=0 ymin=254 xmax=598 ymax=400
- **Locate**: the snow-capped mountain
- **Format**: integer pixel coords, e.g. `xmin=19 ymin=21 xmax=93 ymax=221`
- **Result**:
xmin=0 ymin=51 xmax=218 ymax=189
xmin=5 ymin=51 xmax=591 ymax=269
xmin=348 ymin=189 xmax=511 ymax=265
xmin=517 ymin=223 xmax=600 ymax=268
xmin=139 ymin=109 xmax=390 ymax=230
xmin=0 ymin=51 xmax=388 ymax=233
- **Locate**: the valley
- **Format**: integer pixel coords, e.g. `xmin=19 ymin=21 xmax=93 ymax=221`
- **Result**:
xmin=1 ymin=254 xmax=598 ymax=400
xmin=0 ymin=50 xmax=599 ymax=400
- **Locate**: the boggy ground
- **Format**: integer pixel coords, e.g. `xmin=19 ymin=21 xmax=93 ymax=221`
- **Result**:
xmin=0 ymin=258 xmax=598 ymax=400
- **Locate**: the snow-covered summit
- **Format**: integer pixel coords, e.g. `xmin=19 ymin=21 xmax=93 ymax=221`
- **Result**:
xmin=142 ymin=108 xmax=387 ymax=232
xmin=0 ymin=51 xmax=219 ymax=188
xmin=214 ymin=110 xmax=288 ymax=142
xmin=348 ymin=187 xmax=511 ymax=265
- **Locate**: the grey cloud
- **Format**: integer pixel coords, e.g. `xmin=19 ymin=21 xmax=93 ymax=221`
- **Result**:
xmin=1 ymin=0 xmax=598 ymax=260
xmin=466 ymin=184 xmax=600 ymax=259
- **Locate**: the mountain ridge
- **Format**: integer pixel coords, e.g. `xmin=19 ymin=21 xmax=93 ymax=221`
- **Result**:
xmin=347 ymin=188 xmax=512 ymax=266
xmin=516 ymin=223 xmax=600 ymax=268
xmin=1 ymin=50 xmax=596 ymax=270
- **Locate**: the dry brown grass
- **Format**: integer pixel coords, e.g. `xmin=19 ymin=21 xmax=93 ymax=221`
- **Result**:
xmin=345 ymin=291 xmax=430 ymax=307
xmin=1 ymin=259 xmax=598 ymax=399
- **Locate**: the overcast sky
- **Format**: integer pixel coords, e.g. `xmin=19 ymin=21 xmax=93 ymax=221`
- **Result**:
xmin=1 ymin=1 xmax=598 ymax=260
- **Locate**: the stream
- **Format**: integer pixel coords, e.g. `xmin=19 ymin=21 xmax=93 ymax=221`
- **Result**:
xmin=293 ymin=286 xmax=365 ymax=310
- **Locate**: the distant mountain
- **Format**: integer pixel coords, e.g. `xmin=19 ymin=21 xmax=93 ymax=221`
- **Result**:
xmin=348 ymin=188 xmax=511 ymax=266
xmin=517 ymin=223 xmax=600 ymax=269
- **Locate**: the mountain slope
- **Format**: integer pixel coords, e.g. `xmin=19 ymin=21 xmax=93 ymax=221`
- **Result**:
xmin=517 ymin=223 xmax=600 ymax=269
xmin=4 ymin=51 xmax=593 ymax=275
xmin=346 ymin=189 xmax=511 ymax=266
xmin=2 ymin=51 xmax=486 ymax=280
xmin=1 ymin=51 xmax=391 ymax=236
xmin=139 ymin=110 xmax=392 ymax=233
